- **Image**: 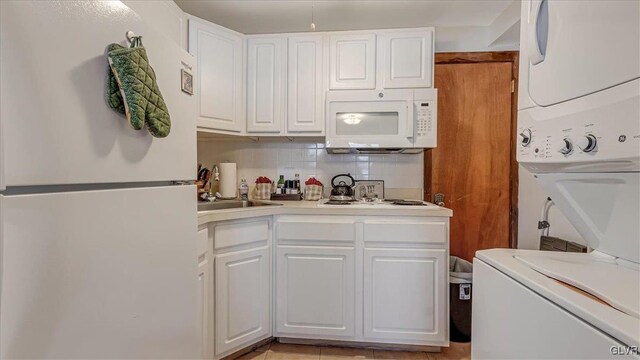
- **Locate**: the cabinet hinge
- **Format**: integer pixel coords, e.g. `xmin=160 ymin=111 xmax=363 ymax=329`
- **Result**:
xmin=511 ymin=79 xmax=515 ymax=93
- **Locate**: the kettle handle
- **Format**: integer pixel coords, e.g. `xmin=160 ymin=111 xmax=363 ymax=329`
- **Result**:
xmin=331 ymin=173 xmax=355 ymax=188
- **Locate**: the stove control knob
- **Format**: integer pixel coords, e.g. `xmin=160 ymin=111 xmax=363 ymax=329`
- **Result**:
xmin=519 ymin=129 xmax=532 ymax=147
xmin=558 ymin=138 xmax=573 ymax=155
xmin=577 ymin=134 xmax=598 ymax=152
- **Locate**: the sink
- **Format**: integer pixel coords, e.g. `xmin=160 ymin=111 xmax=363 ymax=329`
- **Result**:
xmin=197 ymin=200 xmax=281 ymax=211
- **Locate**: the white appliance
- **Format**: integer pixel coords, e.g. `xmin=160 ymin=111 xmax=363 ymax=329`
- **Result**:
xmin=325 ymin=89 xmax=437 ymax=153
xmin=473 ymin=1 xmax=640 ymax=359
xmin=0 ymin=1 xmax=199 ymax=358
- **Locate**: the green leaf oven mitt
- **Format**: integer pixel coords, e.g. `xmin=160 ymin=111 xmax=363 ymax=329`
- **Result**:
xmin=107 ymin=37 xmax=171 ymax=138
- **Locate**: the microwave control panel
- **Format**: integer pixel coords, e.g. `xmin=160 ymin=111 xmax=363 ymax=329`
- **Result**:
xmin=414 ymin=100 xmax=437 ymax=147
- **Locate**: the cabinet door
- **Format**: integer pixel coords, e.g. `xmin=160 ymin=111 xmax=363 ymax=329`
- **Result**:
xmin=189 ymin=19 xmax=244 ymax=132
xmin=287 ymin=35 xmax=324 ymax=133
xmin=215 ymin=246 xmax=270 ymax=355
xmin=381 ymin=30 xmax=434 ymax=89
xmin=196 ymin=227 xmax=213 ymax=359
xmin=363 ymin=248 xmax=446 ymax=344
xmin=276 ymin=246 xmax=355 ymax=338
xmin=329 ymin=34 xmax=376 ymax=90
xmin=247 ymin=37 xmax=285 ymax=133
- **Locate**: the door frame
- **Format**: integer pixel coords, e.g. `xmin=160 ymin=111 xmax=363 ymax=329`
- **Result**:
xmin=424 ymin=51 xmax=520 ymax=248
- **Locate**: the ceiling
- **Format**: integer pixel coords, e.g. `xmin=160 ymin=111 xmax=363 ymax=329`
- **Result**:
xmin=175 ymin=0 xmax=515 ymax=34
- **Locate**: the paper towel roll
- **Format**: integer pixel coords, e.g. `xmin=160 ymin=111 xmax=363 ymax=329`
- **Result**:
xmin=218 ymin=162 xmax=237 ymax=199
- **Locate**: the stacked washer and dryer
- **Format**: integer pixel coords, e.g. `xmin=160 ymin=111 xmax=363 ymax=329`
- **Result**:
xmin=472 ymin=1 xmax=640 ymax=359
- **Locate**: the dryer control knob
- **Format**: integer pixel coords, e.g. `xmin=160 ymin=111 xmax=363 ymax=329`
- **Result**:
xmin=577 ymin=134 xmax=598 ymax=152
xmin=558 ymin=138 xmax=573 ymax=155
xmin=519 ymin=129 xmax=532 ymax=147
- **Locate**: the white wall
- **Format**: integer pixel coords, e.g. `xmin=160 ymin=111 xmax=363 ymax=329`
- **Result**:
xmin=122 ymin=0 xmax=187 ymax=49
xmin=124 ymin=0 xmax=520 ymax=53
xmin=435 ymin=25 xmax=518 ymax=52
xmin=517 ymin=166 xmax=586 ymax=249
xmin=435 ymin=1 xmax=521 ymax=52
xmin=197 ymin=139 xmax=424 ymax=199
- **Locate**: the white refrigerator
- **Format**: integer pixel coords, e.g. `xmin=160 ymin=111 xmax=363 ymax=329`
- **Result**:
xmin=0 ymin=1 xmax=200 ymax=358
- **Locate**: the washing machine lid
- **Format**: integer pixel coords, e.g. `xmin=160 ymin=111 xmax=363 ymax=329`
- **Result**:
xmin=515 ymin=253 xmax=639 ymax=319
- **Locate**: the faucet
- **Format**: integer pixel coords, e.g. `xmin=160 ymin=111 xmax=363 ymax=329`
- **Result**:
xmin=211 ymin=164 xmax=220 ymax=183
xmin=203 ymin=164 xmax=221 ymax=201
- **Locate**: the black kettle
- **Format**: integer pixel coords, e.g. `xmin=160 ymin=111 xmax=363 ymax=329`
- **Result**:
xmin=330 ymin=173 xmax=356 ymax=200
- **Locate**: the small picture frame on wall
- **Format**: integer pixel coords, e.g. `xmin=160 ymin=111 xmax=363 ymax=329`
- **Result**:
xmin=181 ymin=69 xmax=193 ymax=95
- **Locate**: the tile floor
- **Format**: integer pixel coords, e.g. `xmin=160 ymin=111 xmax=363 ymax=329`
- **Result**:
xmin=233 ymin=342 xmax=471 ymax=360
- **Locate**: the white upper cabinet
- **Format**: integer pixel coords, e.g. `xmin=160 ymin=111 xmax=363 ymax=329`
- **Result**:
xmin=189 ymin=18 xmax=244 ymax=133
xmin=247 ymin=36 xmax=285 ymax=133
xmin=380 ymin=29 xmax=434 ymax=89
xmin=186 ymin=22 xmax=436 ymax=137
xmin=287 ymin=35 xmax=325 ymax=133
xmin=329 ymin=34 xmax=376 ymax=90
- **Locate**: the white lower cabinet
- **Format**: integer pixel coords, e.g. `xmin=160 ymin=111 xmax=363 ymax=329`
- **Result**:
xmin=207 ymin=217 xmax=272 ymax=359
xmin=274 ymin=215 xmax=449 ymax=346
xmin=200 ymin=214 xmax=448 ymax=357
xmin=363 ymin=248 xmax=446 ymax=343
xmin=276 ymin=246 xmax=356 ymax=338
xmin=215 ymin=246 xmax=270 ymax=355
xmin=196 ymin=227 xmax=214 ymax=359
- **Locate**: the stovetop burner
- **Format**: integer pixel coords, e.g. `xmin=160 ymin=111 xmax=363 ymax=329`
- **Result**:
xmin=322 ymin=199 xmax=428 ymax=206
xmin=391 ymin=200 xmax=426 ymax=206
xmin=324 ymin=200 xmax=355 ymax=205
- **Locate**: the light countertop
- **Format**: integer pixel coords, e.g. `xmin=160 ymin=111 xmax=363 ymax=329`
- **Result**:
xmin=198 ymin=200 xmax=453 ymax=225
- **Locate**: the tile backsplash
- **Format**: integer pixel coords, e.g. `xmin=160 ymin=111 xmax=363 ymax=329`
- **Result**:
xmin=197 ymin=138 xmax=424 ymax=198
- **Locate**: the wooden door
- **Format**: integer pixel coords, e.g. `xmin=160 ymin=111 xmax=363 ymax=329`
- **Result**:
xmin=427 ymin=60 xmax=514 ymax=261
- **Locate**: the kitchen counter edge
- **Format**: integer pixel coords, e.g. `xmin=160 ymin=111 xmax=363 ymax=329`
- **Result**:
xmin=197 ymin=200 xmax=453 ymax=225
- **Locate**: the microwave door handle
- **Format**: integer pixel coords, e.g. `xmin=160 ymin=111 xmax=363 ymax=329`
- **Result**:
xmin=405 ymin=104 xmax=414 ymax=139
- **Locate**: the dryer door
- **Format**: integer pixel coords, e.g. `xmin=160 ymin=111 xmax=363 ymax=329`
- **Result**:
xmin=526 ymin=0 xmax=640 ymax=106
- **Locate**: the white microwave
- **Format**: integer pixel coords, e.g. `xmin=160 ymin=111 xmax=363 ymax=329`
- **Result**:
xmin=325 ymin=89 xmax=437 ymax=154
